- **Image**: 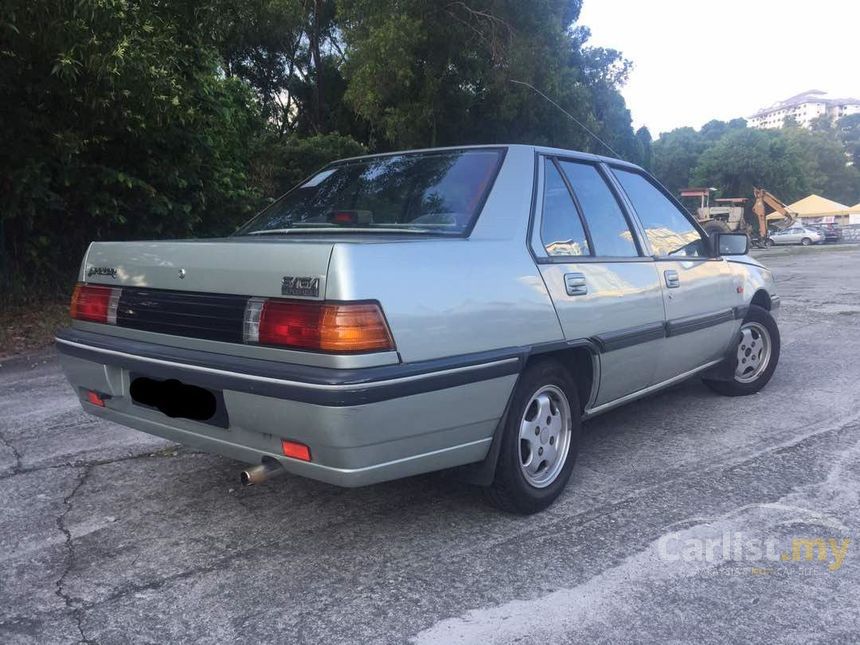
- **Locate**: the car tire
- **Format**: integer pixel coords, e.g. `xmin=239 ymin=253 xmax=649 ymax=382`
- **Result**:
xmin=764 ymin=238 xmax=775 ymax=247
xmin=703 ymin=304 xmax=780 ymax=397
xmin=801 ymin=237 xmax=812 ymax=246
xmin=484 ymin=359 xmax=581 ymax=514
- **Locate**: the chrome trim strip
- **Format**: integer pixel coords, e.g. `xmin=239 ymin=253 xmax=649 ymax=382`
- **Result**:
xmin=583 ymin=359 xmax=722 ymax=420
xmin=55 ymin=338 xmax=518 ymax=392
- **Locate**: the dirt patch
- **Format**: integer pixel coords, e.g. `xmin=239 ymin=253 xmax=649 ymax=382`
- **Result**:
xmin=0 ymin=301 xmax=68 ymax=359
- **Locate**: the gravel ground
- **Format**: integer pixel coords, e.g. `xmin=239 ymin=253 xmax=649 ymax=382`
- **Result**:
xmin=1 ymin=246 xmax=859 ymax=644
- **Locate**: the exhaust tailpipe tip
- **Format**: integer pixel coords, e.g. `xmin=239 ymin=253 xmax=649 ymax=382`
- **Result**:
xmin=240 ymin=461 xmax=284 ymax=487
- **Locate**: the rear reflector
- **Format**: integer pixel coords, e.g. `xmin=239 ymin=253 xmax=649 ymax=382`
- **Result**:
xmin=281 ymin=440 xmax=311 ymax=462
xmin=70 ymin=283 xmax=121 ymax=324
xmin=85 ymin=390 xmax=106 ymax=407
xmin=243 ymin=299 xmax=394 ymax=353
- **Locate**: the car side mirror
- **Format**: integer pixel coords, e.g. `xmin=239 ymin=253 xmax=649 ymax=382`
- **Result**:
xmin=711 ymin=232 xmax=749 ymax=256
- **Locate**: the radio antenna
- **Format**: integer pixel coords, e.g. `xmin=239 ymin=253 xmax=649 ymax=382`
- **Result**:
xmin=509 ymin=79 xmax=623 ymax=160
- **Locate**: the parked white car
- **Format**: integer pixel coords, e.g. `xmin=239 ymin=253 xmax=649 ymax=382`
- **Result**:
xmin=765 ymin=226 xmax=823 ymax=246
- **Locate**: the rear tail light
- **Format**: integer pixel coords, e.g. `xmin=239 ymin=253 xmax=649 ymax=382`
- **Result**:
xmin=70 ymin=283 xmax=122 ymax=324
xmin=243 ymin=298 xmax=394 ymax=353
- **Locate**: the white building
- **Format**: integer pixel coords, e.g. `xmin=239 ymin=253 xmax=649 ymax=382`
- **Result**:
xmin=748 ymin=90 xmax=860 ymax=129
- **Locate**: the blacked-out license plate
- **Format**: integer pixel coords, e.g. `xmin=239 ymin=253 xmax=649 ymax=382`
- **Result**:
xmin=129 ymin=373 xmax=229 ymax=428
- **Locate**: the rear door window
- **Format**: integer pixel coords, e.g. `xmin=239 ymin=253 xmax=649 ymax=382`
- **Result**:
xmin=612 ymin=168 xmax=708 ymax=257
xmin=540 ymin=159 xmax=590 ymax=256
xmin=558 ymin=161 xmax=639 ymax=257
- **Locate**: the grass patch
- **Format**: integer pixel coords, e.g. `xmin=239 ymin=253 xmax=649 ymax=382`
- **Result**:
xmin=0 ymin=300 xmax=68 ymax=358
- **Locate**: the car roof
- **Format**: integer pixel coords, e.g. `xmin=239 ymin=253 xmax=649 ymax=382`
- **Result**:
xmin=333 ymin=144 xmax=643 ymax=172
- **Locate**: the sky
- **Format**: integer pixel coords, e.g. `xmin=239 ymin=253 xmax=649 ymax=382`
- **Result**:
xmin=578 ymin=0 xmax=860 ymax=137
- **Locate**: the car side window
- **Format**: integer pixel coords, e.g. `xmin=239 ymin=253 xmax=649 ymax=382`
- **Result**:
xmin=612 ymin=168 xmax=707 ymax=257
xmin=558 ymin=161 xmax=638 ymax=257
xmin=541 ymin=159 xmax=590 ymax=257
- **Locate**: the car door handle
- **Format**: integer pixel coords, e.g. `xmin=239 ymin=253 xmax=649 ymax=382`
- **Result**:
xmin=564 ymin=272 xmax=588 ymax=296
xmin=664 ymin=270 xmax=680 ymax=288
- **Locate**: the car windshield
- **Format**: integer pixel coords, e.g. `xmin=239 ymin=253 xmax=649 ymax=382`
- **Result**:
xmin=236 ymin=149 xmax=504 ymax=236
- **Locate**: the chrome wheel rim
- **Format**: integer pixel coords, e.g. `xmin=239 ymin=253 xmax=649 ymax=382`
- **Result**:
xmin=518 ymin=385 xmax=572 ymax=488
xmin=735 ymin=321 xmax=772 ymax=383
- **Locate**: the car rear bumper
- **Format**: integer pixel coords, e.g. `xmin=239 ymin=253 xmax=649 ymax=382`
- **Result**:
xmin=55 ymin=328 xmax=519 ymax=486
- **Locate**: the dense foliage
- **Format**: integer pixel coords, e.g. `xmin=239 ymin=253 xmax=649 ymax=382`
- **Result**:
xmin=3 ymin=1 xmax=858 ymax=302
xmin=653 ymin=117 xmax=860 ymax=206
xmin=1 ymin=0 xmax=645 ymax=300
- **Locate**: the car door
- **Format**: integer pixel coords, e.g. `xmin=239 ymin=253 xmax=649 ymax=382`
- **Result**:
xmin=609 ymin=167 xmax=741 ymax=383
xmin=531 ymin=156 xmax=666 ymax=406
xmin=782 ymin=228 xmax=802 ymax=244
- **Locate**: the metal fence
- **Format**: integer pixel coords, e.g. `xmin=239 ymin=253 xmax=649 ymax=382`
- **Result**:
xmin=842 ymin=225 xmax=860 ymax=243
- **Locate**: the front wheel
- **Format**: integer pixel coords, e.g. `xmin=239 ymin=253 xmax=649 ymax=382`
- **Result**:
xmin=703 ymin=304 xmax=780 ymax=396
xmin=484 ymin=360 xmax=581 ymax=514
xmin=764 ymin=238 xmax=775 ymax=247
xmin=801 ymin=237 xmax=812 ymax=246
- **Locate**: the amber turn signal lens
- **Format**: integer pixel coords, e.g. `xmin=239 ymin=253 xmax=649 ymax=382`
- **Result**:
xmin=318 ymin=303 xmax=394 ymax=352
xmin=249 ymin=299 xmax=395 ymax=353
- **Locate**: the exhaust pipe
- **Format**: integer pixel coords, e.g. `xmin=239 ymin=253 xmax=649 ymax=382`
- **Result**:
xmin=240 ymin=460 xmax=285 ymax=486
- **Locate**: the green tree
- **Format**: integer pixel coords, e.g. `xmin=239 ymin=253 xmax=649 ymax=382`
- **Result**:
xmin=336 ymin=0 xmax=637 ymax=154
xmin=691 ymin=128 xmax=811 ymax=201
xmin=651 ymin=127 xmax=708 ymax=194
xmin=784 ymin=127 xmax=860 ymax=205
xmin=0 ymin=0 xmax=265 ymax=296
xmin=837 ymin=113 xmax=860 ymax=168
xmin=635 ymin=126 xmax=653 ymax=171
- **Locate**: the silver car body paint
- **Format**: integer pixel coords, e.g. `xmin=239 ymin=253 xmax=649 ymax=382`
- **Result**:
xmin=57 ymin=144 xmax=778 ymax=486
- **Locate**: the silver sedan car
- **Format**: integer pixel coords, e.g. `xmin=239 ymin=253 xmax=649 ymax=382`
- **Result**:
xmin=766 ymin=226 xmax=824 ymax=246
xmin=56 ymin=145 xmax=781 ymax=513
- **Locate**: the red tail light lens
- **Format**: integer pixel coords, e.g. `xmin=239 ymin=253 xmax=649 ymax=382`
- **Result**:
xmin=244 ymin=299 xmax=394 ymax=353
xmin=70 ymin=283 xmax=121 ymax=324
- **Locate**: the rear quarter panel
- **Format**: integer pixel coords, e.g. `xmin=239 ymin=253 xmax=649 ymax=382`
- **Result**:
xmin=325 ymin=240 xmax=562 ymax=362
xmin=325 ymin=146 xmax=564 ymax=363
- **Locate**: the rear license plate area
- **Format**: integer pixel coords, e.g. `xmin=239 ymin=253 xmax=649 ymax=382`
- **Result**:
xmin=129 ymin=373 xmax=229 ymax=428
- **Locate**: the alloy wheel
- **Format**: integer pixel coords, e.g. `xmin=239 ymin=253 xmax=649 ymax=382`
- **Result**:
xmin=735 ymin=321 xmax=772 ymax=383
xmin=518 ymin=385 xmax=572 ymax=488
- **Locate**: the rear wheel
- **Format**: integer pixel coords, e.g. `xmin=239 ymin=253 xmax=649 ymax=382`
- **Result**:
xmin=485 ymin=360 xmax=581 ymax=514
xmin=801 ymin=237 xmax=812 ymax=246
xmin=703 ymin=305 xmax=780 ymax=396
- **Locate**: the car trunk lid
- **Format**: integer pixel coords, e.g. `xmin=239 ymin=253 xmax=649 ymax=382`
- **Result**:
xmin=82 ymin=238 xmax=334 ymax=300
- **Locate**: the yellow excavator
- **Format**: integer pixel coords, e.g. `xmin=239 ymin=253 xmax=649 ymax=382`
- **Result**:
xmin=751 ymin=188 xmax=797 ymax=239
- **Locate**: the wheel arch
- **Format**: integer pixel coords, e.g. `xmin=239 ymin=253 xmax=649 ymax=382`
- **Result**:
xmin=457 ymin=341 xmax=597 ymax=486
xmin=750 ymin=289 xmax=772 ymax=311
xmin=525 ymin=344 xmax=596 ymax=414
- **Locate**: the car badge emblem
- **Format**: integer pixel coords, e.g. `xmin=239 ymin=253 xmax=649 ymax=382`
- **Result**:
xmin=86 ymin=266 xmax=117 ymax=279
xmin=178 ymin=268 xmax=187 ymax=279
xmin=282 ymin=276 xmax=320 ymax=297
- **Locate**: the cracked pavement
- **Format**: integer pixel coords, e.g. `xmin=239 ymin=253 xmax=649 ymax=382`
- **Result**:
xmin=1 ymin=246 xmax=859 ymax=644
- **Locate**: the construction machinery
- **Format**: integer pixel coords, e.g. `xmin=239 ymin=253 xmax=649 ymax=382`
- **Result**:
xmin=751 ymin=187 xmax=797 ymax=236
xmin=678 ymin=187 xmax=797 ymax=247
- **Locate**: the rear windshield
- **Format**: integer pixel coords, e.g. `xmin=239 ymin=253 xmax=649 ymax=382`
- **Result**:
xmin=237 ymin=148 xmax=504 ymax=236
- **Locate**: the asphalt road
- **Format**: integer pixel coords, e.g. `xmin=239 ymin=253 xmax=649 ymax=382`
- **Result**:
xmin=2 ymin=246 xmax=859 ymax=644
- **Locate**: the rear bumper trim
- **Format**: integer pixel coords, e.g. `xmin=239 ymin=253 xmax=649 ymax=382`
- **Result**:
xmin=55 ymin=328 xmax=521 ymax=406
